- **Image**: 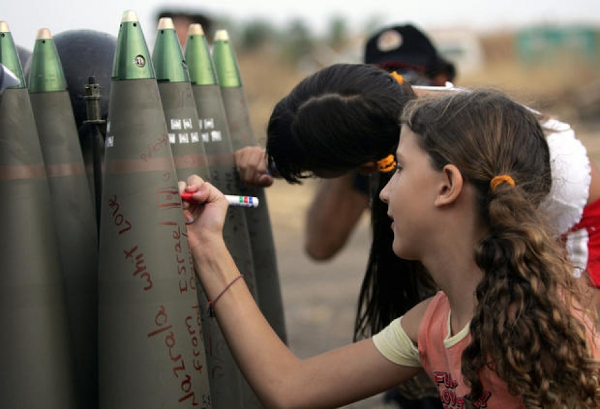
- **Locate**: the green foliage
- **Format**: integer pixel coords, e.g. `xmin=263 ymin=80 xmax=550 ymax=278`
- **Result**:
xmin=279 ymin=19 xmax=315 ymax=64
xmin=240 ymin=20 xmax=276 ymax=51
xmin=327 ymin=16 xmax=347 ymax=51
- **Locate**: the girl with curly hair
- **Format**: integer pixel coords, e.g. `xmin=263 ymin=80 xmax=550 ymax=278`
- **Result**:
xmin=183 ymin=89 xmax=600 ymax=408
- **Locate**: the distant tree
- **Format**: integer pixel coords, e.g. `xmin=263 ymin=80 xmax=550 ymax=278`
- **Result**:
xmin=280 ymin=18 xmax=314 ymax=64
xmin=363 ymin=16 xmax=385 ymax=37
xmin=327 ymin=16 xmax=347 ymax=51
xmin=240 ymin=19 xmax=276 ymax=51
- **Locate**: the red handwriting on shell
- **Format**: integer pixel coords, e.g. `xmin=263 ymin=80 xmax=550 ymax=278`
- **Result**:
xmin=108 ymin=195 xmax=132 ymax=235
xmin=185 ymin=305 xmax=204 ymax=373
xmin=156 ymin=187 xmax=182 ymax=210
xmin=124 ymin=245 xmax=153 ymax=291
xmin=148 ymin=305 xmax=201 ymax=406
xmin=109 ymin=195 xmax=153 ymax=291
xmin=207 ymin=335 xmax=228 ymax=380
xmin=173 ymin=225 xmax=196 ymax=294
xmin=140 ymin=135 xmax=170 ymax=162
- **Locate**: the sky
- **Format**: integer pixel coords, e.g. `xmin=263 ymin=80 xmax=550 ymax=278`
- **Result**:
xmin=3 ymin=0 xmax=600 ymax=52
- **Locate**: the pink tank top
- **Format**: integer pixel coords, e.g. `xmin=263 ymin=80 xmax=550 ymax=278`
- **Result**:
xmin=417 ymin=292 xmax=524 ymax=408
xmin=418 ymin=292 xmax=599 ymax=408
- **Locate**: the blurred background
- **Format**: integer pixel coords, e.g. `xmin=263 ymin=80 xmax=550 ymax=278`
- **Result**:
xmin=5 ymin=1 xmax=600 ymax=153
xmin=4 ymin=2 xmax=600 ymax=407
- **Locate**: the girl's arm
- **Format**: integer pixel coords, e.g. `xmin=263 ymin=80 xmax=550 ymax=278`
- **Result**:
xmin=305 ymin=174 xmax=370 ymax=260
xmin=180 ymin=175 xmax=421 ymax=408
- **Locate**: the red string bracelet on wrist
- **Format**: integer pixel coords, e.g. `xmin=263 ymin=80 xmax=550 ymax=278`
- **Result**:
xmin=207 ymin=274 xmax=244 ymax=317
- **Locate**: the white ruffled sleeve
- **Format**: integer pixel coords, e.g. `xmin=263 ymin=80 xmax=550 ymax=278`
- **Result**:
xmin=539 ymin=119 xmax=590 ymax=236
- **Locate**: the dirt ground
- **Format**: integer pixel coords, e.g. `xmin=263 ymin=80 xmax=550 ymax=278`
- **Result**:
xmin=262 ymin=127 xmax=600 ymax=409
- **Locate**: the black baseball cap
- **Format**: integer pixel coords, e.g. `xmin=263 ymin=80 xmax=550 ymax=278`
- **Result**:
xmin=364 ymin=24 xmax=455 ymax=81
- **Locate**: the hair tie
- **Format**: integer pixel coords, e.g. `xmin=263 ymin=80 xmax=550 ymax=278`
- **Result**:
xmin=490 ymin=175 xmax=515 ymax=192
xmin=390 ymin=71 xmax=404 ymax=85
xmin=377 ymin=155 xmax=396 ymax=173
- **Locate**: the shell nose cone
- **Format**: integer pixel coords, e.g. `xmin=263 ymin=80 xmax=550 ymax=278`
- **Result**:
xmin=0 ymin=63 xmax=21 ymax=93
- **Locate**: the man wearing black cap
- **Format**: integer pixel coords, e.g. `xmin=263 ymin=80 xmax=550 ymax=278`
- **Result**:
xmin=364 ymin=23 xmax=456 ymax=86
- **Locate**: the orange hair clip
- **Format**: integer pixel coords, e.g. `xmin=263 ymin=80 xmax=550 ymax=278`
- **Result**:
xmin=490 ymin=175 xmax=515 ymax=192
xmin=390 ymin=71 xmax=404 ymax=85
xmin=377 ymin=155 xmax=396 ymax=173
